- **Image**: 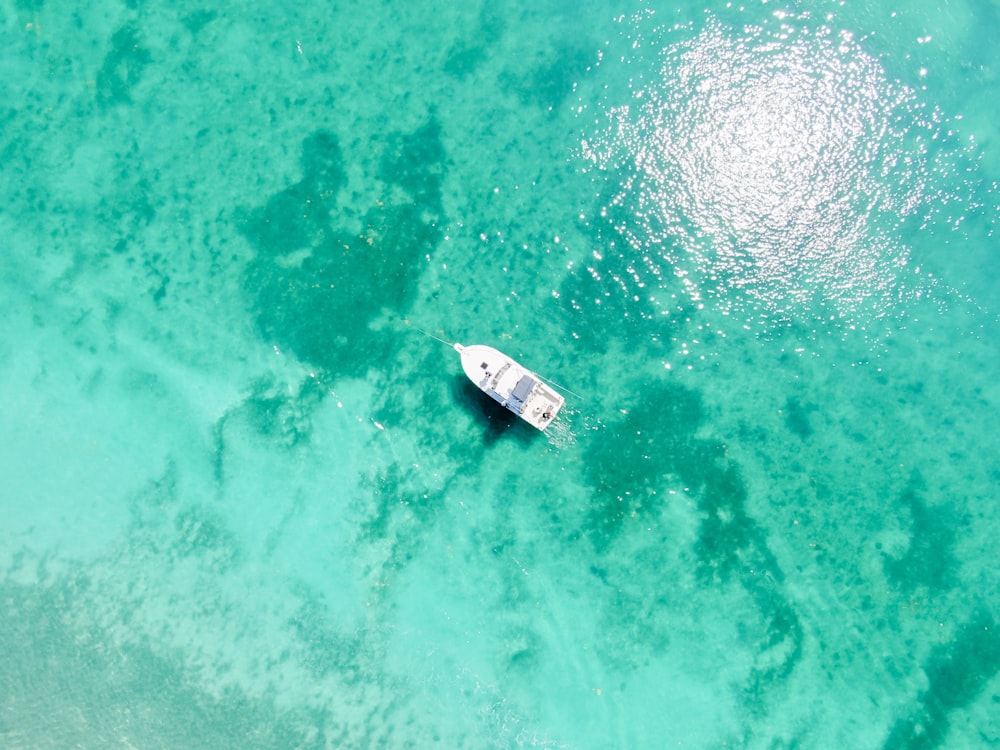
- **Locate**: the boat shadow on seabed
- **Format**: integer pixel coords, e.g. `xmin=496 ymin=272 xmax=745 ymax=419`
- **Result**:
xmin=450 ymin=376 xmax=538 ymax=447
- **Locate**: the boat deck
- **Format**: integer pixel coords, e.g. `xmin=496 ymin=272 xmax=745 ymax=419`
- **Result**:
xmin=454 ymin=343 xmax=565 ymax=430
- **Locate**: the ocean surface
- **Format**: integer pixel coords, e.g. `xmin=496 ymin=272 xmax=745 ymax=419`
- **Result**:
xmin=2 ymin=0 xmax=998 ymax=747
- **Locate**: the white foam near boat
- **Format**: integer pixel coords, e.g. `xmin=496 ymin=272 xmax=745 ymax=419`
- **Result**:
xmin=454 ymin=343 xmax=565 ymax=430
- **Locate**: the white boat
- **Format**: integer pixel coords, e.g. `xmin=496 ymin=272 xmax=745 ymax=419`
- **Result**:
xmin=454 ymin=343 xmax=565 ymax=430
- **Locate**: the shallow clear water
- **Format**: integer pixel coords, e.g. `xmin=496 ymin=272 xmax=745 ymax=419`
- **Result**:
xmin=2 ymin=0 xmax=998 ymax=747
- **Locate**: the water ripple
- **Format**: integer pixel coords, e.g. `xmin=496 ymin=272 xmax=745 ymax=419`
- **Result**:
xmin=580 ymin=14 xmax=955 ymax=332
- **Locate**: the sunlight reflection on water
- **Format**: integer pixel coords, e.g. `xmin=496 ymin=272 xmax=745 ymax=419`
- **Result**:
xmin=579 ymin=13 xmax=959 ymax=335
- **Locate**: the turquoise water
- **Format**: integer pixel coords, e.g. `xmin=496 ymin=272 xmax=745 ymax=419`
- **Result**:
xmin=2 ymin=0 xmax=998 ymax=746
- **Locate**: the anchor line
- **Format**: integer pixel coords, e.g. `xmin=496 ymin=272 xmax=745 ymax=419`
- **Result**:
xmin=538 ymin=375 xmax=584 ymax=402
xmin=409 ymin=324 xmax=455 ymax=348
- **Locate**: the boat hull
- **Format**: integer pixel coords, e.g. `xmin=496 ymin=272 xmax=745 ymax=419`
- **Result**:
xmin=454 ymin=344 xmax=565 ymax=430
